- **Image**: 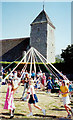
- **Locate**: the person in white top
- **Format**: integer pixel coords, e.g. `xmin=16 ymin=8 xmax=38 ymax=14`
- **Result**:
xmin=13 ymin=72 xmax=21 ymax=90
xmin=27 ymin=78 xmax=46 ymax=117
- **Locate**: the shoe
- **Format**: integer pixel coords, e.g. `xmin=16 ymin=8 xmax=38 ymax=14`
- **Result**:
xmin=10 ymin=115 xmax=14 ymax=119
xmin=42 ymin=109 xmax=46 ymax=115
xmin=27 ymin=112 xmax=33 ymax=117
xmin=67 ymin=114 xmax=71 ymax=118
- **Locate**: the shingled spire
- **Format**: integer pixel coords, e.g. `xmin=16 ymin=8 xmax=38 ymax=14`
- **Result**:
xmin=31 ymin=10 xmax=55 ymax=29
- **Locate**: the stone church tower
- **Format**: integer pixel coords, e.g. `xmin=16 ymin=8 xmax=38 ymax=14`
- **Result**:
xmin=30 ymin=9 xmax=55 ymax=63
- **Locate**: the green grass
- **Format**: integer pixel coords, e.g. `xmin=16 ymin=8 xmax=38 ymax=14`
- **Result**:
xmin=52 ymin=106 xmax=59 ymax=109
xmin=0 ymin=84 xmax=73 ymax=119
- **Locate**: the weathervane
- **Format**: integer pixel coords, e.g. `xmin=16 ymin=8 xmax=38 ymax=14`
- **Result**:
xmin=43 ymin=0 xmax=45 ymax=10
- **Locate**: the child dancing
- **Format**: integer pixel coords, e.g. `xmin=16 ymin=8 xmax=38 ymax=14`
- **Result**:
xmin=27 ymin=78 xmax=46 ymax=116
xmin=4 ymin=78 xmax=19 ymax=119
xmin=59 ymin=80 xmax=73 ymax=118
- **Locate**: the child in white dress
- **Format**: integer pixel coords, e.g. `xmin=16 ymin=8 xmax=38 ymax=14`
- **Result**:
xmin=27 ymin=78 xmax=46 ymax=116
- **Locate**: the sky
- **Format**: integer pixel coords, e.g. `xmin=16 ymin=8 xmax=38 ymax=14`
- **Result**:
xmin=71 ymin=1 xmax=73 ymax=44
xmin=0 ymin=1 xmax=71 ymax=55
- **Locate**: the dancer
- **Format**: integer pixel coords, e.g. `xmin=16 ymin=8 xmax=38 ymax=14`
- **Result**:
xmin=4 ymin=78 xmax=19 ymax=118
xmin=59 ymin=80 xmax=73 ymax=118
xmin=0 ymin=76 xmax=2 ymax=91
xmin=67 ymin=82 xmax=73 ymax=99
xmin=34 ymin=76 xmax=41 ymax=92
xmin=21 ymin=73 xmax=29 ymax=100
xmin=46 ymin=76 xmax=52 ymax=94
xmin=31 ymin=71 xmax=36 ymax=79
xmin=41 ymin=73 xmax=46 ymax=89
xmin=27 ymin=78 xmax=46 ymax=116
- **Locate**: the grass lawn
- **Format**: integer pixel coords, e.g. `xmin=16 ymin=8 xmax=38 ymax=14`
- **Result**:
xmin=0 ymin=84 xmax=73 ymax=120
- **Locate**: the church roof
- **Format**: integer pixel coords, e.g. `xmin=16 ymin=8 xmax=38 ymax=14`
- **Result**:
xmin=0 ymin=37 xmax=30 ymax=61
xmin=31 ymin=10 xmax=55 ymax=29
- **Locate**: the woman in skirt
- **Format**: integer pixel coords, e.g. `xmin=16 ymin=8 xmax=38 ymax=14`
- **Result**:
xmin=60 ymin=80 xmax=73 ymax=118
xmin=27 ymin=78 xmax=46 ymax=116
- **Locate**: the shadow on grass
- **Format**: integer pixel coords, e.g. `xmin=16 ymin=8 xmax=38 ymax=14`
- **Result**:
xmin=60 ymin=105 xmax=73 ymax=109
xmin=34 ymin=114 xmax=73 ymax=120
xmin=1 ymin=112 xmax=25 ymax=116
xmin=1 ymin=113 xmax=10 ymax=116
xmin=36 ymin=92 xmax=46 ymax=95
xmin=51 ymin=96 xmax=61 ymax=98
xmin=14 ymin=98 xmax=20 ymax=99
xmin=1 ymin=114 xmax=73 ymax=120
xmin=61 ymin=106 xmax=64 ymax=108
xmin=33 ymin=114 xmax=57 ymax=118
xmin=70 ymin=101 xmax=73 ymax=103
xmin=54 ymin=98 xmax=60 ymax=100
xmin=50 ymin=95 xmax=59 ymax=97
xmin=0 ymin=113 xmax=26 ymax=119
xmin=0 ymin=92 xmax=7 ymax=93
xmin=69 ymin=101 xmax=73 ymax=106
xmin=69 ymin=104 xmax=73 ymax=106
xmin=0 ymin=116 xmax=9 ymax=119
xmin=0 ymin=113 xmax=58 ymax=120
xmin=0 ymin=117 xmax=73 ymax=120
xmin=50 ymin=109 xmax=65 ymax=111
xmin=14 ymin=98 xmax=24 ymax=101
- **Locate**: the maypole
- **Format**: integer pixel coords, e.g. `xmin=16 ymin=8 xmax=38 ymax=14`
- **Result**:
xmin=33 ymin=47 xmax=68 ymax=80
xmin=33 ymin=48 xmax=56 ymax=77
xmin=3 ymin=47 xmax=32 ymax=81
xmin=3 ymin=47 xmax=68 ymax=82
xmin=20 ymin=50 xmax=31 ymax=79
xmin=30 ymin=48 xmax=33 ymax=78
xmin=32 ymin=47 xmax=36 ymax=75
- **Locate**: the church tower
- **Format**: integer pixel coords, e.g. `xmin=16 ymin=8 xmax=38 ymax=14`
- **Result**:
xmin=30 ymin=9 xmax=55 ymax=63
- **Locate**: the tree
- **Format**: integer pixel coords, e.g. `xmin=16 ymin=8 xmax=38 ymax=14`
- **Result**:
xmin=55 ymin=55 xmax=64 ymax=63
xmin=61 ymin=45 xmax=73 ymax=63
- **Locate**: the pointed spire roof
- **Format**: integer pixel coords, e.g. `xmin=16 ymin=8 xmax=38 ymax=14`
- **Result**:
xmin=31 ymin=10 xmax=55 ymax=29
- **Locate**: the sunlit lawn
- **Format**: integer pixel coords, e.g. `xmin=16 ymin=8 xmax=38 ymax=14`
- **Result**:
xmin=0 ymin=84 xmax=73 ymax=120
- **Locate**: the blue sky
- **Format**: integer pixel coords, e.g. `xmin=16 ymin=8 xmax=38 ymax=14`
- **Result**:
xmin=71 ymin=1 xmax=73 ymax=44
xmin=1 ymin=1 xmax=71 ymax=55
